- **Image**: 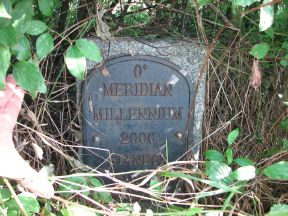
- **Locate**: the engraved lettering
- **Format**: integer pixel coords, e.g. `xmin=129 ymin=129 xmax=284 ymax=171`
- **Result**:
xmin=152 ymin=155 xmax=159 ymax=165
xmin=120 ymin=132 xmax=155 ymax=144
xmin=94 ymin=107 xmax=183 ymax=121
xmin=164 ymin=84 xmax=173 ymax=96
xmin=117 ymin=154 xmax=163 ymax=166
xmin=120 ymin=132 xmax=129 ymax=144
xmin=154 ymin=83 xmax=162 ymax=96
xmin=103 ymin=83 xmax=173 ymax=96
xmin=94 ymin=108 xmax=103 ymax=120
xmin=139 ymin=132 xmax=145 ymax=144
xmin=103 ymin=83 xmax=114 ymax=96
xmin=148 ymin=132 xmax=154 ymax=144
xmin=125 ymin=83 xmax=133 ymax=96
xmin=140 ymin=83 xmax=148 ymax=96
xmin=134 ymin=64 xmax=142 ymax=78
xmin=130 ymin=132 xmax=137 ymax=144
xmin=177 ymin=107 xmax=183 ymax=120
xmin=134 ymin=155 xmax=143 ymax=165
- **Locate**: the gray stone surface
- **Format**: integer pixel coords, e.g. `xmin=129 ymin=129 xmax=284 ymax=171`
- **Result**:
xmin=79 ymin=37 xmax=206 ymax=168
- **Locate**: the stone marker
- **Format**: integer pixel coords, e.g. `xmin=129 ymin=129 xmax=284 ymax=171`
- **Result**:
xmin=78 ymin=38 xmax=206 ymax=172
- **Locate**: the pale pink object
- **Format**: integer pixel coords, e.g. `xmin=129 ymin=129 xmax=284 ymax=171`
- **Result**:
xmin=250 ymin=58 xmax=262 ymax=89
xmin=0 ymin=75 xmax=54 ymax=198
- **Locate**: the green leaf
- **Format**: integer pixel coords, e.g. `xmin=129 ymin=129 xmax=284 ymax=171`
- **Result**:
xmin=38 ymin=0 xmax=54 ymax=16
xmin=267 ymin=204 xmax=288 ymax=216
xmin=75 ymin=39 xmax=102 ymax=62
xmin=227 ymin=128 xmax=240 ymax=146
xmin=233 ymin=0 xmax=260 ymax=7
xmin=88 ymin=177 xmax=113 ymax=204
xmin=11 ymin=0 xmax=34 ymax=33
xmin=205 ymin=149 xmax=225 ymax=162
xmin=282 ymin=139 xmax=288 ymax=150
xmin=88 ymin=177 xmax=103 ymax=187
xmin=26 ymin=20 xmax=48 ymax=35
xmin=282 ymin=42 xmax=288 ymax=50
xmin=58 ymin=176 xmax=90 ymax=197
xmin=60 ymin=208 xmax=70 ymax=216
xmin=0 ymin=0 xmax=11 ymax=18
xmin=249 ymin=43 xmax=270 ymax=59
xmin=232 ymin=166 xmax=256 ymax=181
xmin=43 ymin=204 xmax=57 ymax=216
xmin=265 ymin=27 xmax=275 ymax=40
xmin=65 ymin=45 xmax=86 ymax=80
xmin=0 ymin=44 xmax=11 ymax=89
xmin=5 ymin=194 xmax=40 ymax=214
xmin=234 ymin=158 xmax=254 ymax=166
xmin=226 ymin=147 xmax=233 ymax=164
xmin=161 ymin=171 xmax=241 ymax=194
xmin=0 ymin=188 xmax=11 ymax=201
xmin=0 ymin=25 xmax=17 ymax=46
xmin=280 ymin=54 xmax=288 ymax=67
xmin=66 ymin=205 xmax=97 ymax=216
xmin=11 ymin=35 xmax=31 ymax=61
xmin=205 ymin=161 xmax=232 ymax=181
xmin=36 ymin=33 xmax=54 ymax=60
xmin=0 ymin=0 xmax=12 ymax=27
xmin=259 ymin=0 xmax=274 ymax=31
xmin=197 ymin=0 xmax=212 ymax=8
xmin=149 ymin=176 xmax=163 ymax=192
xmin=263 ymin=161 xmax=288 ymax=180
xmin=13 ymin=61 xmax=47 ymax=96
xmin=280 ymin=118 xmax=288 ymax=129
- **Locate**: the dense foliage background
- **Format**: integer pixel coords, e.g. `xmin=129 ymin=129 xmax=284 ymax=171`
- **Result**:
xmin=0 ymin=0 xmax=287 ymax=215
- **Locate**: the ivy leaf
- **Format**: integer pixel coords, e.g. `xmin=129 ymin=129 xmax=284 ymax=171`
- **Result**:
xmin=227 ymin=128 xmax=240 ymax=146
xmin=87 ymin=177 xmax=113 ymax=203
xmin=0 ymin=25 xmax=17 ymax=46
xmin=5 ymin=194 xmax=40 ymax=215
xmin=259 ymin=0 xmax=274 ymax=32
xmin=197 ymin=0 xmax=212 ymax=8
xmin=13 ymin=61 xmax=47 ymax=97
xmin=265 ymin=27 xmax=274 ymax=40
xmin=226 ymin=147 xmax=233 ymax=164
xmin=26 ymin=20 xmax=48 ymax=35
xmin=280 ymin=54 xmax=288 ymax=67
xmin=282 ymin=42 xmax=288 ymax=50
xmin=0 ymin=0 xmax=12 ymax=27
xmin=234 ymin=158 xmax=254 ymax=166
xmin=65 ymin=45 xmax=86 ymax=80
xmin=280 ymin=118 xmax=288 ymax=129
xmin=58 ymin=176 xmax=90 ymax=197
xmin=0 ymin=188 xmax=11 ymax=201
xmin=38 ymin=0 xmax=54 ymax=16
xmin=249 ymin=43 xmax=270 ymax=59
xmin=282 ymin=139 xmax=288 ymax=150
xmin=233 ymin=0 xmax=260 ymax=7
xmin=12 ymin=35 xmax=31 ymax=61
xmin=36 ymin=33 xmax=54 ymax=60
xmin=263 ymin=161 xmax=288 ymax=180
xmin=205 ymin=161 xmax=232 ymax=181
xmin=205 ymin=150 xmax=225 ymax=162
xmin=232 ymin=166 xmax=256 ymax=181
xmin=66 ymin=205 xmax=97 ymax=216
xmin=267 ymin=204 xmax=288 ymax=216
xmin=11 ymin=0 xmax=34 ymax=33
xmin=76 ymin=39 xmax=102 ymax=62
xmin=149 ymin=176 xmax=163 ymax=192
xmin=0 ymin=0 xmax=11 ymax=18
xmin=0 ymin=44 xmax=11 ymax=90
